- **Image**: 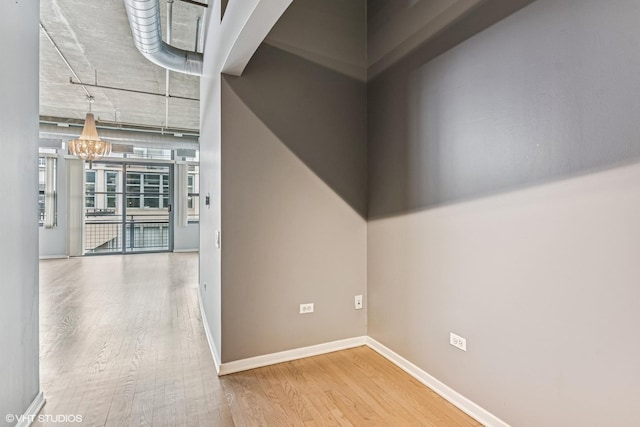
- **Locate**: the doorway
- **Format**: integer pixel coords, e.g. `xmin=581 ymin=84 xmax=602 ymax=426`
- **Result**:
xmin=84 ymin=161 xmax=174 ymax=254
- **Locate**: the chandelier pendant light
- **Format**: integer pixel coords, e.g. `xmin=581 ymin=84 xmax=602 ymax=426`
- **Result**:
xmin=68 ymin=96 xmax=111 ymax=168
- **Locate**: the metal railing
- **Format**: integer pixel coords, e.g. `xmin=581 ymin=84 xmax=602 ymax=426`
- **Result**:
xmin=85 ymin=214 xmax=169 ymax=253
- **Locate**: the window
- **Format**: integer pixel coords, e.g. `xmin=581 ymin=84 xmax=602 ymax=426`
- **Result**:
xmin=187 ymin=165 xmax=199 ymax=222
xmin=39 ymin=161 xmax=46 ymax=222
xmin=126 ymin=173 xmax=141 ymax=208
xmin=105 ymin=171 xmax=118 ymax=209
xmin=162 ymin=174 xmax=169 ymax=208
xmin=187 ymin=174 xmax=195 ymax=209
xmin=129 ymin=147 xmax=172 ymax=160
xmin=39 ymin=156 xmax=57 ymax=227
xmin=143 ymin=174 xmax=160 ymax=208
xmin=126 ymin=172 xmax=169 ymax=209
xmin=85 ymin=170 xmax=96 ymax=208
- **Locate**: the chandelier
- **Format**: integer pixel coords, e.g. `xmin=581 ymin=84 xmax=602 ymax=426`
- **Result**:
xmin=68 ymin=98 xmax=111 ymax=168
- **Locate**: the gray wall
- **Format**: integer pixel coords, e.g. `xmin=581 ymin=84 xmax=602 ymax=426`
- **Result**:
xmin=173 ymin=163 xmax=199 ymax=252
xmin=368 ymin=0 xmax=640 ymax=425
xmin=173 ymin=222 xmax=199 ymax=252
xmin=199 ymin=1 xmax=223 ymax=363
xmin=224 ymin=43 xmax=367 ymax=218
xmin=219 ymin=0 xmax=367 ymax=362
xmin=367 ymin=0 xmax=535 ymax=79
xmin=264 ymin=0 xmax=366 ymax=81
xmin=0 ymin=0 xmax=41 ymax=423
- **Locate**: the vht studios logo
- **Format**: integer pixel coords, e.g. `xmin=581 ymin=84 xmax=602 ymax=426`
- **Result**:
xmin=6 ymin=414 xmax=83 ymax=424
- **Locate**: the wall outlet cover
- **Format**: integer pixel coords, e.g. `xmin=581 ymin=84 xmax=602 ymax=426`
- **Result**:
xmin=450 ymin=332 xmax=467 ymax=351
xmin=300 ymin=303 xmax=314 ymax=314
xmin=355 ymin=295 xmax=363 ymax=310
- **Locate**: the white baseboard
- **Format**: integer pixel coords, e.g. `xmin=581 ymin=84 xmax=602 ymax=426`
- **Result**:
xmin=197 ymin=286 xmax=221 ymax=374
xmin=218 ymin=336 xmax=368 ymax=376
xmin=39 ymin=255 xmax=69 ymax=260
xmin=192 ymin=313 xmax=504 ymax=425
xmin=173 ymin=249 xmax=199 ymax=253
xmin=15 ymin=391 xmax=45 ymax=427
xmin=365 ymin=337 xmax=510 ymax=427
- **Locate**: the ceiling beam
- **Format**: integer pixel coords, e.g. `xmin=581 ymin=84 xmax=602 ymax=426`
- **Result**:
xmin=218 ymin=0 xmax=293 ymax=76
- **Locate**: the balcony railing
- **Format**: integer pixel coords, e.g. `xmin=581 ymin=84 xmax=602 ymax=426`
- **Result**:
xmin=85 ymin=214 xmax=169 ymax=253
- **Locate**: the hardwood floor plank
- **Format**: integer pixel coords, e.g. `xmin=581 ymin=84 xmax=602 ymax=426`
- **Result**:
xmin=220 ymin=347 xmax=483 ymax=426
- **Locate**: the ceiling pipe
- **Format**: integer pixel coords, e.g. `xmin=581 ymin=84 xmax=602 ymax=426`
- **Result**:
xmin=40 ymin=123 xmax=199 ymax=150
xmin=69 ymin=78 xmax=199 ymax=101
xmin=123 ymin=0 xmax=203 ymax=76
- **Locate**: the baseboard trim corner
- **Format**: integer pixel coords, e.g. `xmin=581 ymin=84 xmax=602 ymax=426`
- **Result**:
xmin=16 ymin=391 xmax=45 ymax=427
xmin=219 ymin=336 xmax=368 ymax=376
xmin=197 ymin=286 xmax=221 ymax=374
xmin=365 ymin=337 xmax=510 ymax=427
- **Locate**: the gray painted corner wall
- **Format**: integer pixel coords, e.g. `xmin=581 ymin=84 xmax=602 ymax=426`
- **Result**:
xmin=368 ymin=0 xmax=640 ymax=425
xmin=224 ymin=43 xmax=367 ymax=218
xmin=0 ymin=0 xmax=41 ymax=423
xmin=265 ymin=0 xmax=367 ymax=81
xmin=220 ymin=79 xmax=367 ymax=362
xmin=219 ymin=0 xmax=367 ymax=362
xmin=366 ymin=0 xmax=535 ymax=79
xmin=200 ymin=0 xmax=640 ymax=423
xmin=368 ymin=0 xmax=638 ymax=219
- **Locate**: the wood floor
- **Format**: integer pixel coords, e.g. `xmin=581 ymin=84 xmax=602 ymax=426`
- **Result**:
xmin=221 ymin=347 xmax=482 ymax=427
xmin=37 ymin=253 xmax=481 ymax=426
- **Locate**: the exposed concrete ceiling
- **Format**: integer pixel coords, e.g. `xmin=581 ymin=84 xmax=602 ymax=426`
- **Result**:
xmin=40 ymin=0 xmax=204 ymax=132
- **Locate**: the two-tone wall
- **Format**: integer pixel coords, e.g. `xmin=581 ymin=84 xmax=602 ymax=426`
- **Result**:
xmin=219 ymin=0 xmax=368 ymax=362
xmin=0 ymin=0 xmax=41 ymax=423
xmin=368 ymin=0 xmax=640 ymax=425
xmin=200 ymin=0 xmax=640 ymax=424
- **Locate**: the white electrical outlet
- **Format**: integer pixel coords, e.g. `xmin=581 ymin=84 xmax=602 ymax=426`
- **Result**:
xmin=354 ymin=295 xmax=363 ymax=310
xmin=450 ymin=332 xmax=467 ymax=351
xmin=300 ymin=303 xmax=314 ymax=314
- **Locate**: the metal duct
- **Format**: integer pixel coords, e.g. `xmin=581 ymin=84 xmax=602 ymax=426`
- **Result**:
xmin=123 ymin=0 xmax=203 ymax=76
xmin=39 ymin=123 xmax=199 ymax=150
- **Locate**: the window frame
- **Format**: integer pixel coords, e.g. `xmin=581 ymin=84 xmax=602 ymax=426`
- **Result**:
xmin=187 ymin=164 xmax=199 ymax=223
xmin=85 ymin=170 xmax=96 ymax=209
xmin=39 ymin=154 xmax=57 ymax=227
